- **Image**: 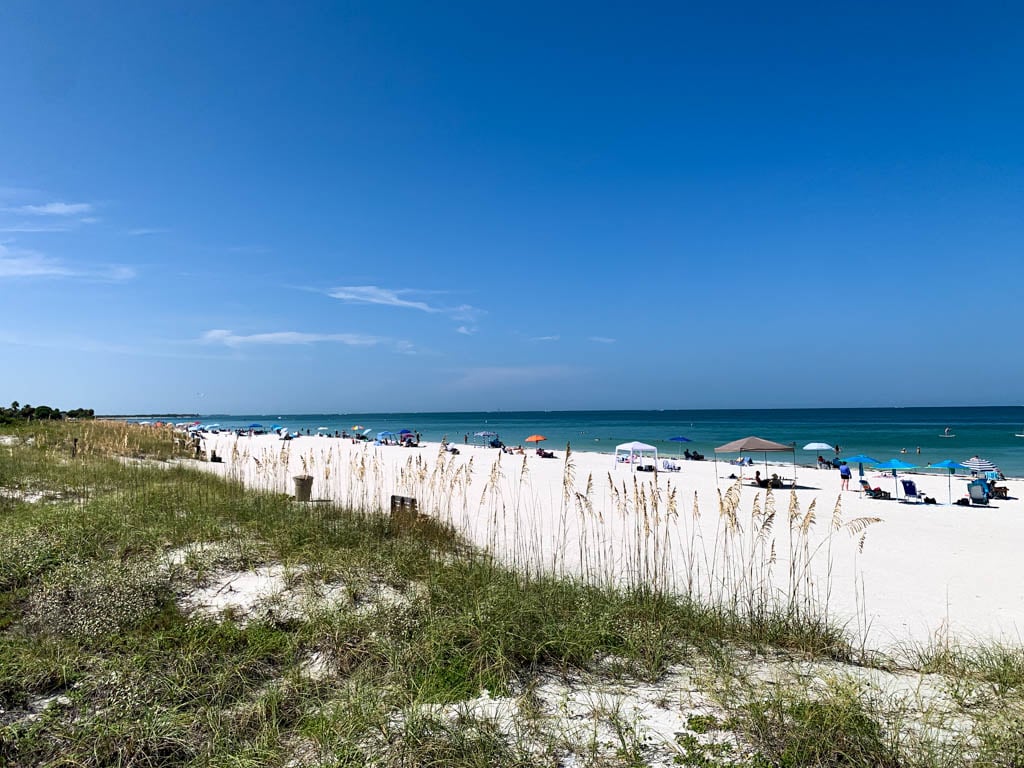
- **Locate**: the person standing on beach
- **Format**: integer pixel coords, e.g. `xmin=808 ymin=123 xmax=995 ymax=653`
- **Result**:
xmin=839 ymin=461 xmax=851 ymax=490
xmin=463 ymin=433 xmax=468 ymax=445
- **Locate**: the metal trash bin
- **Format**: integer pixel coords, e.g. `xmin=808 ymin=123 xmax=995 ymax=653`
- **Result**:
xmin=293 ymin=474 xmax=313 ymax=502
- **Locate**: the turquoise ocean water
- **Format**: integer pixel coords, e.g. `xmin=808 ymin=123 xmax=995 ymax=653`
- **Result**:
xmin=149 ymin=407 xmax=1024 ymax=478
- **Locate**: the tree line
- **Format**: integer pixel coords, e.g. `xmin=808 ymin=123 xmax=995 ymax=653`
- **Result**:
xmin=1 ymin=401 xmax=95 ymax=424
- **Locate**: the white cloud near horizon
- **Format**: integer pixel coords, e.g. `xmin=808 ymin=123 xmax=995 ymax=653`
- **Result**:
xmin=530 ymin=335 xmax=560 ymax=342
xmin=15 ymin=201 xmax=95 ymax=216
xmin=201 ymin=329 xmax=384 ymax=347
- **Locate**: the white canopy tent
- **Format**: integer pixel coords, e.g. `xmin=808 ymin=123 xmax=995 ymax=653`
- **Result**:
xmin=614 ymin=441 xmax=658 ymax=471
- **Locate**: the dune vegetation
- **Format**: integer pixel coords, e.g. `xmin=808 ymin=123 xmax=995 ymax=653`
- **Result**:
xmin=1 ymin=421 xmax=1023 ymax=766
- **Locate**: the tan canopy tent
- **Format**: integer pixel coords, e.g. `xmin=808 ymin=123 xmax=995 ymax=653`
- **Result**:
xmin=716 ymin=436 xmax=792 ymax=453
xmin=714 ymin=435 xmax=796 ymax=487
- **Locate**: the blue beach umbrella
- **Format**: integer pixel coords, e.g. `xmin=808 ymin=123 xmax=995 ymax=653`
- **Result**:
xmin=929 ymin=459 xmax=968 ymax=504
xmin=248 ymin=423 xmax=263 ymax=429
xmin=843 ymin=454 xmax=880 ymax=480
xmin=669 ymin=436 xmax=692 ymax=456
xmin=872 ymin=458 xmax=918 ymax=498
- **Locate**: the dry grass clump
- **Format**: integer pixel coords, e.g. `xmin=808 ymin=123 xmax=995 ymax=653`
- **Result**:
xmin=5 ymin=419 xmax=188 ymax=462
xmin=25 ymin=559 xmax=173 ymax=640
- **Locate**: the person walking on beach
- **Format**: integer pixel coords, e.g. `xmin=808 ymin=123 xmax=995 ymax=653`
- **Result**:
xmin=839 ymin=461 xmax=851 ymax=490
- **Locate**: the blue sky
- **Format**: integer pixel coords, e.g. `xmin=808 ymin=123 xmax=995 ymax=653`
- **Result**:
xmin=1 ymin=2 xmax=1021 ymax=414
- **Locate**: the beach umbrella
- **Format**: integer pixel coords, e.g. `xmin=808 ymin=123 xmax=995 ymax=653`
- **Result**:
xmin=269 ymin=424 xmax=281 ymax=431
xmin=843 ymin=454 xmax=880 ymax=479
xmin=802 ymin=442 xmax=834 ymax=451
xmin=398 ymin=429 xmax=413 ymax=435
xmin=248 ymin=423 xmax=263 ymax=429
xmin=961 ymin=456 xmax=997 ymax=474
xmin=352 ymin=425 xmax=365 ymax=431
xmin=715 ymin=436 xmax=795 ymax=475
xmin=872 ymin=458 xmax=917 ymax=498
xmin=377 ymin=430 xmax=394 ymax=440
xmin=929 ymin=459 xmax=968 ymax=504
xmin=525 ymin=434 xmax=547 ymax=443
xmin=669 ymin=435 xmax=692 ymax=457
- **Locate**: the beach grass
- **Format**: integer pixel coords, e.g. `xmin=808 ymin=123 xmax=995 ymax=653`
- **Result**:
xmin=2 ymin=422 xmax=1023 ymax=766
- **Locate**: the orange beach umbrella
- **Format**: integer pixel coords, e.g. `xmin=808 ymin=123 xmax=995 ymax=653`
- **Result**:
xmin=525 ymin=434 xmax=547 ymax=443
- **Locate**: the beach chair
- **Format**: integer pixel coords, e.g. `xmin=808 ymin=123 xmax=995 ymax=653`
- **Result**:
xmin=900 ymin=479 xmax=924 ymax=503
xmin=661 ymin=459 xmax=681 ymax=472
xmin=968 ymin=480 xmax=990 ymax=505
xmin=859 ymin=479 xmax=891 ymax=500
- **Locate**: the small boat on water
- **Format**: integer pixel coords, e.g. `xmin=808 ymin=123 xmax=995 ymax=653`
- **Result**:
xmin=939 ymin=427 xmax=956 ymax=438
xmin=1016 ymin=429 xmax=1024 ymax=438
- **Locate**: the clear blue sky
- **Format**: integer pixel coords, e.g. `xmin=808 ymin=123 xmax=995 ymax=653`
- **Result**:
xmin=1 ymin=2 xmax=1021 ymax=414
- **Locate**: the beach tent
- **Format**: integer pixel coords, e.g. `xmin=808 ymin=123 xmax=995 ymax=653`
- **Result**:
xmin=714 ymin=436 xmax=796 ymax=487
xmin=614 ymin=441 xmax=658 ymax=471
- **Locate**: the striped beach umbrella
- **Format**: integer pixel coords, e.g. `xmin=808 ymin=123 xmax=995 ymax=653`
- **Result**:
xmin=962 ymin=456 xmax=998 ymax=473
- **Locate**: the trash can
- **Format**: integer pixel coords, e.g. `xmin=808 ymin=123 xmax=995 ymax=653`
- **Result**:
xmin=293 ymin=474 xmax=313 ymax=502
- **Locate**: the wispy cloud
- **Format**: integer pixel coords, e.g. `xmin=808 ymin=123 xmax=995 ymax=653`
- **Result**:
xmin=452 ymin=365 xmax=576 ymax=390
xmin=328 ymin=285 xmax=484 ymax=323
xmin=0 ymin=243 xmax=134 ymax=281
xmin=329 ymin=285 xmax=438 ymax=313
xmin=589 ymin=336 xmax=616 ymax=344
xmin=0 ymin=223 xmax=70 ymax=233
xmin=0 ymin=244 xmax=72 ymax=277
xmin=456 ymin=326 xmax=476 ymax=335
xmin=125 ymin=228 xmax=169 ymax=237
xmin=530 ymin=335 xmax=560 ymax=342
xmin=15 ymin=201 xmax=94 ymax=216
xmin=200 ymin=329 xmax=383 ymax=347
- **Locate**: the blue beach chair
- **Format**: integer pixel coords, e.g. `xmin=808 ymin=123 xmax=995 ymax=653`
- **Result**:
xmin=967 ymin=479 xmax=990 ymax=505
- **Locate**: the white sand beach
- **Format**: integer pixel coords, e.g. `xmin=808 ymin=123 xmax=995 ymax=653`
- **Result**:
xmin=198 ymin=433 xmax=1024 ymax=654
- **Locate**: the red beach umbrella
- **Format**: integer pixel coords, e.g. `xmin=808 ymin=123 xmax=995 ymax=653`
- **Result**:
xmin=525 ymin=434 xmax=547 ymax=443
